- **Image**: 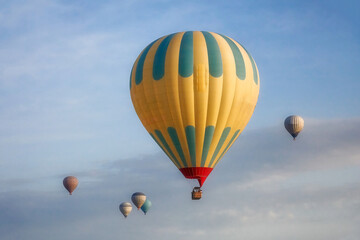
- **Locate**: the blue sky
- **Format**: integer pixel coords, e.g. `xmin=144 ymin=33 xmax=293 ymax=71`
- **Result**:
xmin=0 ymin=0 xmax=359 ymax=239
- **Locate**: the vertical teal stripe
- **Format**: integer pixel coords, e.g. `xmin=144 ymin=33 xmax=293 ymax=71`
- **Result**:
xmin=179 ymin=31 xmax=193 ymax=78
xmin=214 ymin=129 xmax=240 ymax=167
xmin=167 ymin=127 xmax=188 ymax=167
xmin=135 ymin=40 xmax=157 ymax=85
xmin=153 ymin=34 xmax=175 ymax=80
xmin=154 ymin=130 xmax=181 ymax=167
xmin=150 ymin=133 xmax=179 ymax=167
xmin=220 ymin=34 xmax=246 ymax=80
xmin=209 ymin=127 xmax=231 ymax=167
xmin=150 ymin=133 xmax=166 ymax=153
xmin=242 ymin=46 xmax=258 ymax=85
xmin=202 ymin=31 xmax=223 ymax=78
xmin=185 ymin=126 xmax=196 ymax=166
xmin=201 ymin=126 xmax=215 ymax=167
xmin=129 ymin=64 xmax=134 ymax=89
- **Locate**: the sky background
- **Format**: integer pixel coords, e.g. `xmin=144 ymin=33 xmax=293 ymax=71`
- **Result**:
xmin=0 ymin=0 xmax=359 ymax=239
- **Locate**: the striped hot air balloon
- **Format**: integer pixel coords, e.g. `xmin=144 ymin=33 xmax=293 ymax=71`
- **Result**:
xmin=131 ymin=192 xmax=146 ymax=209
xmin=130 ymin=31 xmax=260 ymax=188
xmin=284 ymin=115 xmax=304 ymax=140
xmin=119 ymin=202 xmax=133 ymax=218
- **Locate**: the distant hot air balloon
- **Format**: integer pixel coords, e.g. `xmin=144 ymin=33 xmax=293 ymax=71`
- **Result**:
xmin=284 ymin=115 xmax=304 ymax=140
xmin=63 ymin=176 xmax=78 ymax=195
xmin=131 ymin=192 xmax=146 ymax=209
xmin=130 ymin=31 xmax=260 ymax=194
xmin=141 ymin=199 xmax=152 ymax=215
xmin=119 ymin=202 xmax=133 ymax=218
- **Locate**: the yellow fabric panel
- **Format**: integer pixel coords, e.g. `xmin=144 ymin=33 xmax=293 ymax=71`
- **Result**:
xmin=220 ymin=40 xmax=251 ymax=132
xmin=212 ymin=33 xmax=241 ymax=129
xmin=163 ymin=32 xmax=192 ymax=167
xmin=130 ymin=57 xmax=149 ymax=130
xmin=139 ymin=37 xmax=181 ymax=168
xmin=203 ymin=33 xmax=223 ymax=161
xmin=203 ymin=32 xmax=237 ymax=167
xmin=206 ymin=75 xmax=223 ymax=126
xmin=232 ymin=40 xmax=260 ymax=132
xmin=193 ymin=31 xmax=209 ymax=166
xmin=137 ymin=37 xmax=162 ymax=132
xmin=207 ymin=34 xmax=260 ymax=168
xmin=212 ymin=129 xmax=241 ymax=168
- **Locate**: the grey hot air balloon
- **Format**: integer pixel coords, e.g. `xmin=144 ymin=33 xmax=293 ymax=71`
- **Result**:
xmin=63 ymin=176 xmax=78 ymax=195
xmin=131 ymin=192 xmax=146 ymax=209
xmin=284 ymin=115 xmax=304 ymax=140
xmin=119 ymin=202 xmax=133 ymax=218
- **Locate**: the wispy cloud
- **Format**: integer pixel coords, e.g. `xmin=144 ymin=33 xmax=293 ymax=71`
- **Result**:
xmin=1 ymin=118 xmax=359 ymax=240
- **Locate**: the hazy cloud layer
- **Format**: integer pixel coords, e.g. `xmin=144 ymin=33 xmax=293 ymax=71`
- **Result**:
xmin=1 ymin=119 xmax=359 ymax=240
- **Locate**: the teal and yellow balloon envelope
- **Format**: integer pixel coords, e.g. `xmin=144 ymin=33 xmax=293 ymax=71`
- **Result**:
xmin=130 ymin=31 xmax=260 ymax=187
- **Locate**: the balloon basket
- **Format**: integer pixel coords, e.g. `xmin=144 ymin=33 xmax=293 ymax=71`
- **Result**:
xmin=192 ymin=187 xmax=202 ymax=200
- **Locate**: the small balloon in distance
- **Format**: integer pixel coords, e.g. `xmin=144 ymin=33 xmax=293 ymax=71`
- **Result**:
xmin=119 ymin=202 xmax=133 ymax=218
xmin=141 ymin=199 xmax=152 ymax=215
xmin=131 ymin=192 xmax=146 ymax=209
xmin=63 ymin=176 xmax=78 ymax=195
xmin=284 ymin=115 xmax=304 ymax=140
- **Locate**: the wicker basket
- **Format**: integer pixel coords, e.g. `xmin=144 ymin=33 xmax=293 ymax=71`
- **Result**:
xmin=192 ymin=187 xmax=202 ymax=200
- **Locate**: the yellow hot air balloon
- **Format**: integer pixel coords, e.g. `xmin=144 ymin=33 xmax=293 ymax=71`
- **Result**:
xmin=130 ymin=31 xmax=259 ymax=190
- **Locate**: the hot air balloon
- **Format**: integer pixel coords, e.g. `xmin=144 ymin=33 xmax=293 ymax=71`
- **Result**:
xmin=131 ymin=192 xmax=146 ymax=209
xmin=130 ymin=31 xmax=260 ymax=197
xmin=141 ymin=199 xmax=152 ymax=215
xmin=284 ymin=115 xmax=304 ymax=140
xmin=63 ymin=176 xmax=78 ymax=195
xmin=119 ymin=202 xmax=133 ymax=218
